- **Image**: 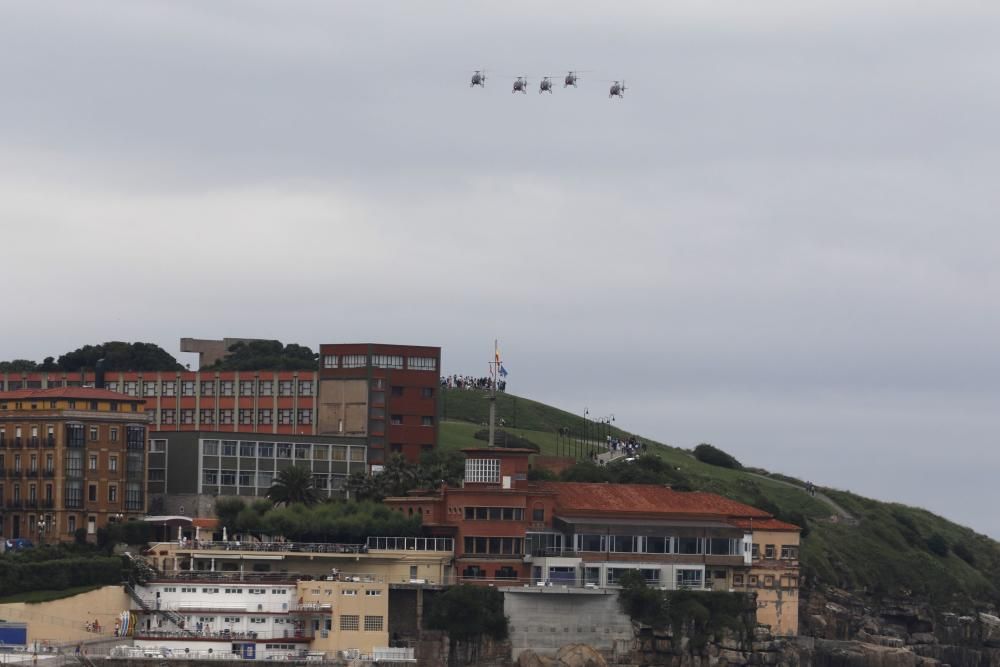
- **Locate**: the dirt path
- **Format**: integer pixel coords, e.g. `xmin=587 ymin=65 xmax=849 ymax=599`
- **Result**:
xmin=744 ymin=471 xmax=858 ymax=524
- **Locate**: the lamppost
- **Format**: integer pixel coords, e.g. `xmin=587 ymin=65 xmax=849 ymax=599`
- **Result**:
xmin=37 ymin=517 xmax=49 ymax=545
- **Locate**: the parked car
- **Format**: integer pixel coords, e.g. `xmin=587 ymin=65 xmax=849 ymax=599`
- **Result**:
xmin=3 ymin=538 xmax=34 ymax=551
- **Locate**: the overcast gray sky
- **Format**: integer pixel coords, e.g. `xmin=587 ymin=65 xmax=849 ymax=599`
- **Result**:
xmin=2 ymin=1 xmax=998 ymax=537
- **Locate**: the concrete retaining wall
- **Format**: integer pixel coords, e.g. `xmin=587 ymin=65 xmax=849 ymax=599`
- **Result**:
xmin=502 ymin=587 xmax=633 ymax=661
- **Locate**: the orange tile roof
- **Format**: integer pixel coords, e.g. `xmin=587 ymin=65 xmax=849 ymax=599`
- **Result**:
xmin=0 ymin=387 xmax=144 ymax=402
xmin=540 ymin=482 xmax=773 ymax=520
xmin=729 ymin=517 xmax=801 ymax=532
xmin=192 ymin=518 xmax=220 ymax=529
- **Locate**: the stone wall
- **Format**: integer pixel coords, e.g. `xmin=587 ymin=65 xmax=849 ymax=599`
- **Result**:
xmin=503 ymin=587 xmax=634 ymax=662
xmin=0 ymin=585 xmax=130 ymax=645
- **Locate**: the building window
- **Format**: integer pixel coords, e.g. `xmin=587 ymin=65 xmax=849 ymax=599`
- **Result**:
xmin=162 ymin=381 xmax=176 ymax=397
xmin=108 ymin=485 xmax=117 ymax=502
xmin=371 ymin=355 xmax=403 ymax=369
xmin=200 ymin=381 xmax=215 ymax=396
xmin=464 ymin=458 xmax=500 ymax=484
xmin=390 ymin=415 xmax=403 ymax=426
xmin=89 ymin=455 xmax=98 ymax=471
xmin=733 ymin=574 xmax=745 ymax=586
xmin=277 ymin=444 xmax=292 ymax=459
xmin=407 ymin=357 xmax=437 ymax=371
xmin=257 ymin=443 xmax=273 ymax=458
xmin=349 ymin=448 xmax=365 ymax=462
xmin=295 ymin=444 xmax=309 ymax=460
xmin=220 ymin=381 xmax=234 ymax=397
xmin=181 ymin=409 xmax=194 ymax=425
xmin=240 ymin=442 xmax=255 ymax=457
xmin=109 ymin=455 xmax=118 ymax=472
xmin=780 ymin=545 xmax=799 ymax=560
xmin=220 ymin=470 xmax=236 ymax=486
xmin=532 ymin=508 xmax=545 ymax=522
xmin=749 ymin=575 xmax=759 ymax=586
xmin=257 ymin=471 xmax=273 ymax=488
xmin=278 ymin=381 xmax=294 ymax=396
xmin=298 ymin=381 xmax=313 ymax=395
xmin=323 ymin=355 xmax=338 ymax=369
xmin=88 ymin=484 xmax=97 ymax=502
xmin=89 ymin=427 xmax=99 ymax=442
xmin=239 ymin=409 xmax=253 ymax=425
xmin=363 ymin=616 xmax=383 ymax=632
xmin=254 ymin=380 xmax=270 ymax=396
xmin=200 ymin=409 xmax=214 ymax=424
xmin=278 ymin=409 xmax=293 ymax=425
xmin=298 ymin=409 xmax=312 ymax=425
xmin=420 ymin=387 xmax=434 ymax=399
xmin=181 ymin=381 xmax=195 ymax=396
xmin=203 ymin=440 xmax=219 ymax=456
xmin=204 ymin=469 xmax=218 ymax=485
xmin=161 ymin=409 xmax=176 ymax=425
xmin=222 ymin=441 xmax=238 ymax=456
xmin=239 ymin=471 xmax=253 ymax=486
xmin=143 ymin=382 xmax=157 ymax=397
xmin=239 ymin=380 xmax=255 ymax=395
xmin=331 ymin=446 xmax=346 ymax=462
xmin=764 ymin=575 xmax=775 ymax=587
xmin=342 ymin=355 xmax=367 ymax=369
xmin=148 ymin=469 xmax=165 ymax=481
xmin=340 ymin=615 xmax=359 ymax=631
xmin=258 ymin=409 xmax=273 ymax=425
xmin=421 ymin=416 xmax=434 ymax=427
xmin=68 ymin=516 xmax=76 ymax=534
xmin=219 ymin=409 xmax=234 ymax=425
xmin=109 ymin=427 xmax=118 ymax=442
xmin=764 ymin=544 xmax=776 ymax=559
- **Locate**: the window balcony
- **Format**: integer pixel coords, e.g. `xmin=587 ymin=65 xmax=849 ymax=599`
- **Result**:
xmin=11 ymin=438 xmax=23 ymax=449
xmin=45 ymin=436 xmax=56 ymax=448
xmin=40 ymin=499 xmax=54 ymax=509
xmin=27 ymin=437 xmax=39 ymax=449
xmin=7 ymin=499 xmax=23 ymax=509
xmin=7 ymin=469 xmax=22 ymax=478
xmin=24 ymin=499 xmax=38 ymax=509
xmin=42 ymin=469 xmax=55 ymax=478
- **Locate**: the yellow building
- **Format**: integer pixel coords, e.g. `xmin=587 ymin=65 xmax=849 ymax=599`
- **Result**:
xmin=295 ymin=578 xmax=388 ymax=654
xmin=732 ymin=519 xmax=801 ymax=635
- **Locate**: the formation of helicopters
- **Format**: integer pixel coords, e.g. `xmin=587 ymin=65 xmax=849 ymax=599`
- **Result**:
xmin=470 ymin=70 xmax=626 ymax=99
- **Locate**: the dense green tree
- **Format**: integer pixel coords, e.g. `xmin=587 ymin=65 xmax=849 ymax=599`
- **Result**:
xmin=427 ymin=584 xmax=508 ymax=644
xmin=693 ymin=443 xmax=742 ymax=469
xmin=267 ymin=465 xmax=320 ymax=506
xmin=56 ymin=341 xmax=184 ymax=371
xmin=215 ymin=497 xmax=249 ymax=533
xmin=204 ymin=340 xmax=317 ymax=371
xmin=229 ymin=500 xmax=421 ymax=543
xmin=0 ymin=359 xmax=38 ymax=372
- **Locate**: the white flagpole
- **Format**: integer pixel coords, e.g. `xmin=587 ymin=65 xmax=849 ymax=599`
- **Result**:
xmin=488 ymin=339 xmax=497 ymax=448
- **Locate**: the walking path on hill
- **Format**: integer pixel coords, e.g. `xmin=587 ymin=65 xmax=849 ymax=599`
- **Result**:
xmin=743 ymin=471 xmax=859 ymax=525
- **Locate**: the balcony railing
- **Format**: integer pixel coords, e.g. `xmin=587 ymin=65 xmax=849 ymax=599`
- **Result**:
xmin=366 ymin=536 xmax=454 ymax=552
xmin=27 ymin=437 xmax=39 ymax=449
xmin=11 ymin=438 xmax=23 ymax=449
xmin=179 ymin=540 xmax=369 ymax=554
xmin=40 ymin=499 xmax=54 ymax=509
xmin=24 ymin=499 xmax=38 ymax=509
xmin=44 ymin=437 xmax=56 ymax=448
xmin=7 ymin=499 xmax=23 ymax=509
xmin=42 ymin=469 xmax=55 ymax=478
xmin=133 ymin=629 xmax=311 ymax=642
xmin=7 ymin=469 xmax=21 ymax=478
xmin=25 ymin=469 xmax=39 ymax=478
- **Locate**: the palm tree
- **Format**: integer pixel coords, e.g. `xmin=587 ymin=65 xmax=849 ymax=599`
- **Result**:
xmin=267 ymin=465 xmax=319 ymax=506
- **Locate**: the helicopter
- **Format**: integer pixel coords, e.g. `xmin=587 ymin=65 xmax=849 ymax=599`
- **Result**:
xmin=564 ymin=71 xmax=580 ymax=88
xmin=609 ymin=80 xmax=627 ymax=99
xmin=539 ymin=77 xmax=554 ymax=94
xmin=470 ymin=70 xmax=486 ymax=87
xmin=512 ymin=76 xmax=528 ymax=94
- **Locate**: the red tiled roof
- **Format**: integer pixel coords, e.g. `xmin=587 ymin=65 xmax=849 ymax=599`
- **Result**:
xmin=729 ymin=517 xmax=801 ymax=532
xmin=192 ymin=518 xmax=220 ymax=529
xmin=0 ymin=387 xmax=144 ymax=402
xmin=540 ymin=482 xmax=772 ymax=520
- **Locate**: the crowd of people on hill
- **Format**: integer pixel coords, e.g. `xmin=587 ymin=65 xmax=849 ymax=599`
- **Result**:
xmin=608 ymin=435 xmax=646 ymax=458
xmin=441 ymin=374 xmax=506 ymax=392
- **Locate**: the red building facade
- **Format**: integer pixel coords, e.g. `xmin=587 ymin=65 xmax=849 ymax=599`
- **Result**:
xmin=318 ymin=343 xmax=440 ymax=465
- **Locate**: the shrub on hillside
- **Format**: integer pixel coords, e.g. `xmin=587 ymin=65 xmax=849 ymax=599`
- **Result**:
xmin=953 ymin=542 xmax=976 ymax=566
xmin=926 ymin=533 xmax=950 ymax=557
xmin=0 ymin=556 xmax=122 ymax=597
xmin=693 ymin=443 xmax=742 ymax=469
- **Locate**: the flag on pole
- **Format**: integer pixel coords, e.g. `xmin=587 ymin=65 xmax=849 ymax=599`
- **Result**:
xmin=499 ymin=364 xmax=508 ymax=377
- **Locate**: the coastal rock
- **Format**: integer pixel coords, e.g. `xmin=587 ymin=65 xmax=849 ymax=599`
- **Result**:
xmin=518 ymin=649 xmax=561 ymax=667
xmin=554 ymin=643 xmax=608 ymax=667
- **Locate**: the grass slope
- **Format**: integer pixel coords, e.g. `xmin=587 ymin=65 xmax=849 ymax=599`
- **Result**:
xmin=439 ymin=388 xmax=1000 ymax=607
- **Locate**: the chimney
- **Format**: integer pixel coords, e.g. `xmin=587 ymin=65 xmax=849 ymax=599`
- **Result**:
xmin=95 ymin=358 xmax=106 ymax=389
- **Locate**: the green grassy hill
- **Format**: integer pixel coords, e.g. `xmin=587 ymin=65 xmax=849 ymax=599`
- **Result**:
xmin=439 ymin=388 xmax=1000 ymax=608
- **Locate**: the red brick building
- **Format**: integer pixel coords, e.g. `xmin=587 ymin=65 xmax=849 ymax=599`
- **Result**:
xmin=318 ymin=343 xmax=440 ymax=464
